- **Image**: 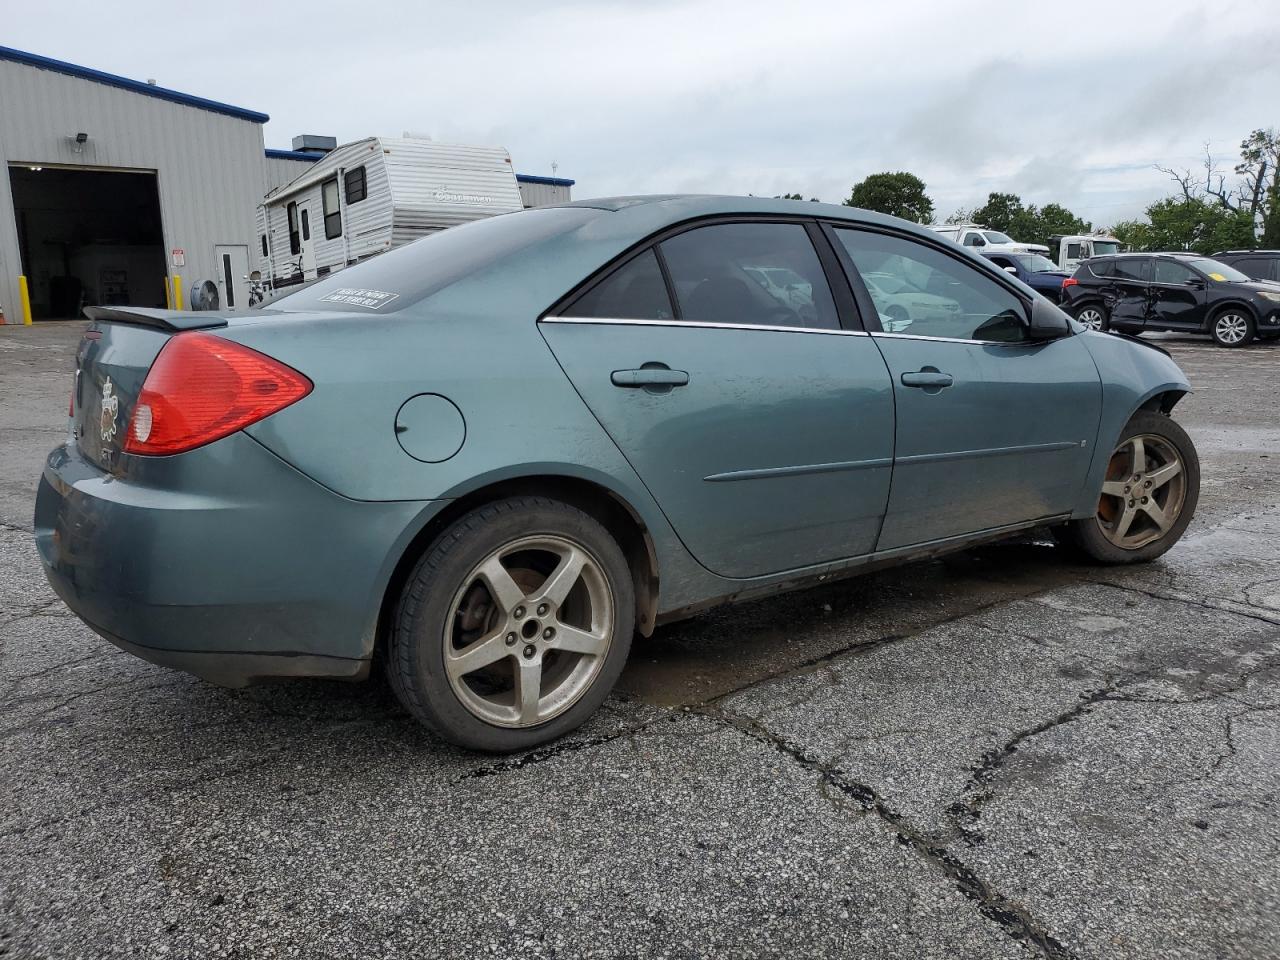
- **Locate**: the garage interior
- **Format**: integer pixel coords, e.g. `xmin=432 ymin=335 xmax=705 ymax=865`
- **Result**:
xmin=9 ymin=165 xmax=166 ymax=319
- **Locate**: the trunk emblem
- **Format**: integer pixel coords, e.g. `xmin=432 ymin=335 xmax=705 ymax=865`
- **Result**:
xmin=100 ymin=377 xmax=119 ymax=443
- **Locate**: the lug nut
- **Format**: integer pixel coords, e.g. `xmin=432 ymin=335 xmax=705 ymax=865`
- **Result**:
xmin=505 ymin=632 xmax=517 ymax=646
xmin=543 ymin=627 xmax=555 ymax=640
xmin=1144 ymin=480 xmax=1152 ymax=488
xmin=1124 ymin=486 xmax=1131 ymax=493
xmin=1128 ymin=499 xmax=1136 ymax=507
xmin=513 ymin=606 xmax=525 ymax=619
xmin=523 ymin=644 xmax=536 ymax=659
xmin=537 ymin=603 xmax=549 ymax=616
xmin=1142 ymin=496 xmax=1149 ymax=504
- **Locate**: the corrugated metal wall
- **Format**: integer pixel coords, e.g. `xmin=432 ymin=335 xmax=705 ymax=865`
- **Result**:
xmin=0 ymin=59 xmax=267 ymax=319
xmin=263 ymin=155 xmax=315 ymax=195
xmin=518 ymin=180 xmax=572 ymax=208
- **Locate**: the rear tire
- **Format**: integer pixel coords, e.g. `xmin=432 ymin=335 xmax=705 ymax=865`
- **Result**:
xmin=1074 ymin=303 xmax=1108 ymax=332
xmin=1209 ymin=309 xmax=1255 ymax=347
xmin=387 ymin=496 xmax=634 ymax=752
xmin=1059 ymin=411 xmax=1199 ymax=565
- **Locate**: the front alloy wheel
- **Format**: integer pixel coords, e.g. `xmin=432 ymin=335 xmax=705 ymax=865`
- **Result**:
xmin=1211 ymin=311 xmax=1254 ymax=347
xmin=387 ymin=496 xmax=634 ymax=752
xmin=1096 ymin=434 xmax=1187 ymax=550
xmin=1058 ymin=410 xmax=1199 ymax=564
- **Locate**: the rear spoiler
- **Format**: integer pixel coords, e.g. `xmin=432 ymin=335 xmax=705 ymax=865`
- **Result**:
xmin=83 ymin=306 xmax=228 ymax=331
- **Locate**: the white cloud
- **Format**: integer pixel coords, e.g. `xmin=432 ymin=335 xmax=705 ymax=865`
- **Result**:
xmin=6 ymin=0 xmax=1278 ymax=227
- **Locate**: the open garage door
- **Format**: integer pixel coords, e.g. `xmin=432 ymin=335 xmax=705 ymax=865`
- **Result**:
xmin=9 ymin=165 xmax=167 ymax=320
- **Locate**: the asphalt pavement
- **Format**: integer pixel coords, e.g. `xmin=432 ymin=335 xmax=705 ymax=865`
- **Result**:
xmin=2 ymin=322 xmax=1278 ymax=959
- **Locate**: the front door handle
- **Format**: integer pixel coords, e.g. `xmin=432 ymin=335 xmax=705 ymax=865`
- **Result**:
xmin=611 ymin=366 xmax=690 ymax=390
xmin=900 ymin=370 xmax=953 ymax=389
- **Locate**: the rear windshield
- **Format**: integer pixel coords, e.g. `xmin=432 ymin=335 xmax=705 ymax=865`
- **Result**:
xmin=273 ymin=207 xmax=599 ymax=313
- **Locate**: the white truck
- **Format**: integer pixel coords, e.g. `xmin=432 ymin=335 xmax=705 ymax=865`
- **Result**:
xmin=929 ymin=223 xmax=1050 ymax=256
xmin=1048 ymin=233 xmax=1122 ymax=274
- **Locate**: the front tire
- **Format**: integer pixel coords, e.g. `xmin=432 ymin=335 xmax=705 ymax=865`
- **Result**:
xmin=387 ymin=496 xmax=635 ymax=752
xmin=1059 ymin=411 xmax=1199 ymax=564
xmin=1074 ymin=303 xmax=1108 ymax=332
xmin=1209 ymin=309 xmax=1255 ymax=347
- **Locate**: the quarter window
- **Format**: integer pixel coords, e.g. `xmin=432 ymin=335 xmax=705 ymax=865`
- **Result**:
xmin=563 ymin=249 xmax=673 ymax=320
xmin=344 ymin=166 xmax=367 ymax=204
xmin=1113 ymin=258 xmax=1150 ymax=282
xmin=1087 ymin=259 xmax=1114 ymax=278
xmin=287 ymin=202 xmax=300 ymax=255
xmin=834 ymin=228 xmax=1028 ymax=342
xmin=1154 ymin=260 xmax=1196 ymax=284
xmin=659 ymin=222 xmax=839 ymax=330
xmin=322 ymin=178 xmax=342 ymax=240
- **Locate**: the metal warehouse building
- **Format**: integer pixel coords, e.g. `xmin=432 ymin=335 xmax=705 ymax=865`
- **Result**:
xmin=0 ymin=45 xmax=573 ymax=322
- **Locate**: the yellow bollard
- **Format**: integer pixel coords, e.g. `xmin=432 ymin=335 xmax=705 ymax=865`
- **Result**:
xmin=18 ymin=275 xmax=33 ymax=325
xmin=172 ymin=275 xmax=183 ymax=311
xmin=163 ymin=276 xmax=172 ymax=309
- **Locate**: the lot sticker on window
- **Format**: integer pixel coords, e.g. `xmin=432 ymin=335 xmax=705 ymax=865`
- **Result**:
xmin=318 ymin=288 xmax=401 ymax=310
xmin=1208 ymin=272 xmax=1227 ymax=282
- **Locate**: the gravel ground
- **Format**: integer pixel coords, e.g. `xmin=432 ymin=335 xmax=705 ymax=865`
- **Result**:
xmin=1 ymin=322 xmax=1278 ymax=959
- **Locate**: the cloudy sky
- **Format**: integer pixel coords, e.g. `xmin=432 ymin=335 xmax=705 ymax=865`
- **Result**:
xmin=6 ymin=0 xmax=1279 ymax=227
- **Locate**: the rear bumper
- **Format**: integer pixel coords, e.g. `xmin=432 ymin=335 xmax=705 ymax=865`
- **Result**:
xmin=34 ymin=434 xmax=435 ymax=686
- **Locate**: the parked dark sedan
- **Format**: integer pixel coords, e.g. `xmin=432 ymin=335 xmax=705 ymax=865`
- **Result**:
xmin=982 ymin=252 xmax=1072 ymax=302
xmin=1062 ymin=252 xmax=1280 ymax=346
xmin=37 ymin=197 xmax=1201 ymax=751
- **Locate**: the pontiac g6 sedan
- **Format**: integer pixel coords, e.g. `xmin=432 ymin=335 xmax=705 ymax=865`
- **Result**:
xmin=37 ymin=196 xmax=1200 ymax=752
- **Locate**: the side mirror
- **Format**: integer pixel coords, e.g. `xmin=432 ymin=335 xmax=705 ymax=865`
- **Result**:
xmin=1003 ymin=265 xmax=1018 ymax=274
xmin=1027 ymin=297 xmax=1071 ymax=340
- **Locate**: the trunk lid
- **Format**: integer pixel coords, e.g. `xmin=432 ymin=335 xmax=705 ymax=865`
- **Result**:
xmin=73 ymin=308 xmax=228 ymax=473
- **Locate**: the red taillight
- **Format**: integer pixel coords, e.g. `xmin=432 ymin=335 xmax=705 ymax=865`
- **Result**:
xmin=1062 ymin=277 xmax=1079 ymax=288
xmin=124 ymin=333 xmax=312 ymax=456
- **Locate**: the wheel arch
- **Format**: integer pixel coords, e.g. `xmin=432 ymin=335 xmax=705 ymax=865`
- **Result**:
xmin=374 ymin=472 xmax=662 ymax=665
xmin=1205 ymin=299 xmax=1261 ymax=326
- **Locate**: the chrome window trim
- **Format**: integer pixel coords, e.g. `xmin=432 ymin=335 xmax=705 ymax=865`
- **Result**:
xmin=540 ymin=316 xmax=870 ymax=336
xmin=870 ymin=331 xmax=1031 ymax=347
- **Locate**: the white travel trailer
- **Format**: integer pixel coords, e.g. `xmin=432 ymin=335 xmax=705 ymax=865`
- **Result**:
xmin=258 ymin=136 xmax=525 ymax=294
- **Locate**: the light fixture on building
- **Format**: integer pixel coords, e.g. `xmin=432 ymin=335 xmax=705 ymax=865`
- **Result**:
xmin=70 ymin=131 xmax=89 ymax=153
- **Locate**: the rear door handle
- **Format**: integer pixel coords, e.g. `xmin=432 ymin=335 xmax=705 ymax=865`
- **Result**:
xmin=611 ymin=367 xmax=689 ymax=389
xmin=900 ymin=370 xmax=953 ymax=389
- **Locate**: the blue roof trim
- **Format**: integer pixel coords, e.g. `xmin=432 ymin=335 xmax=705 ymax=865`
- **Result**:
xmin=516 ymin=173 xmax=576 ymax=187
xmin=265 ymin=149 xmax=322 ymax=162
xmin=0 ymin=45 xmax=270 ymax=124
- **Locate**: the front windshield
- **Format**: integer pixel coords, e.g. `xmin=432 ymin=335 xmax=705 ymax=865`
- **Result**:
xmin=1186 ymin=258 xmax=1251 ymax=282
xmin=1091 ymin=241 xmax=1120 ymax=256
xmin=1018 ymin=254 xmax=1061 ymax=273
xmin=983 ymin=231 xmax=1015 ymax=245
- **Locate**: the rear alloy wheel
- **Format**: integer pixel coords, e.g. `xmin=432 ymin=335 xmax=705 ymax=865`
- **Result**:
xmin=387 ymin=497 xmax=634 ymax=752
xmin=1074 ymin=304 xmax=1108 ymax=332
xmin=1210 ymin=310 xmax=1254 ymax=347
xmin=1060 ymin=410 xmax=1199 ymax=564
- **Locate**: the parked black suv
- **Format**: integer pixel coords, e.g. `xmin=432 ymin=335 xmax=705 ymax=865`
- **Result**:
xmin=1061 ymin=252 xmax=1280 ymax=347
xmin=1211 ymin=250 xmax=1280 ymax=282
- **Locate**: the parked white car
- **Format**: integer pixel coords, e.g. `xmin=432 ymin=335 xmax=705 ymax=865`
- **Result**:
xmin=930 ymin=223 xmax=1050 ymax=256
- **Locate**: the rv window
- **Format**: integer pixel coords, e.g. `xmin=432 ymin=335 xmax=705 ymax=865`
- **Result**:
xmin=287 ymin=202 xmax=300 ymax=255
xmin=322 ymin=179 xmax=342 ymax=240
xmin=261 ymin=234 xmax=268 ymax=258
xmin=301 ymin=209 xmax=311 ymax=242
xmin=345 ymin=166 xmax=367 ymax=204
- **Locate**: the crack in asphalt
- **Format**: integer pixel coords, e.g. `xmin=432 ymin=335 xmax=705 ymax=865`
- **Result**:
xmin=692 ymin=704 xmax=1078 ymax=960
xmin=1087 ymin=579 xmax=1280 ymax=628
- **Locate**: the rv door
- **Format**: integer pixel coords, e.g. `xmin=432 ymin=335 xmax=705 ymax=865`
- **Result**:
xmin=298 ymin=203 xmax=317 ymax=280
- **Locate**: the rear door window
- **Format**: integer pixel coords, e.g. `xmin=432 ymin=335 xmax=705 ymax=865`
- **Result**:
xmin=1113 ymin=258 xmax=1151 ymax=282
xmin=563 ymin=249 xmax=673 ymax=320
xmin=659 ymin=222 xmax=840 ymax=330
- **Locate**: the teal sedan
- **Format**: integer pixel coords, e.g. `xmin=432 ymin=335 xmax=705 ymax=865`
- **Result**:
xmin=35 ymin=196 xmax=1200 ymax=752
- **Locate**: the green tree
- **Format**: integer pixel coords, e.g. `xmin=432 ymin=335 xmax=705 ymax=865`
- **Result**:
xmin=845 ymin=172 xmax=934 ymax=223
xmin=1113 ymin=198 xmax=1255 ymax=254
xmin=968 ymin=192 xmax=1091 ymax=248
